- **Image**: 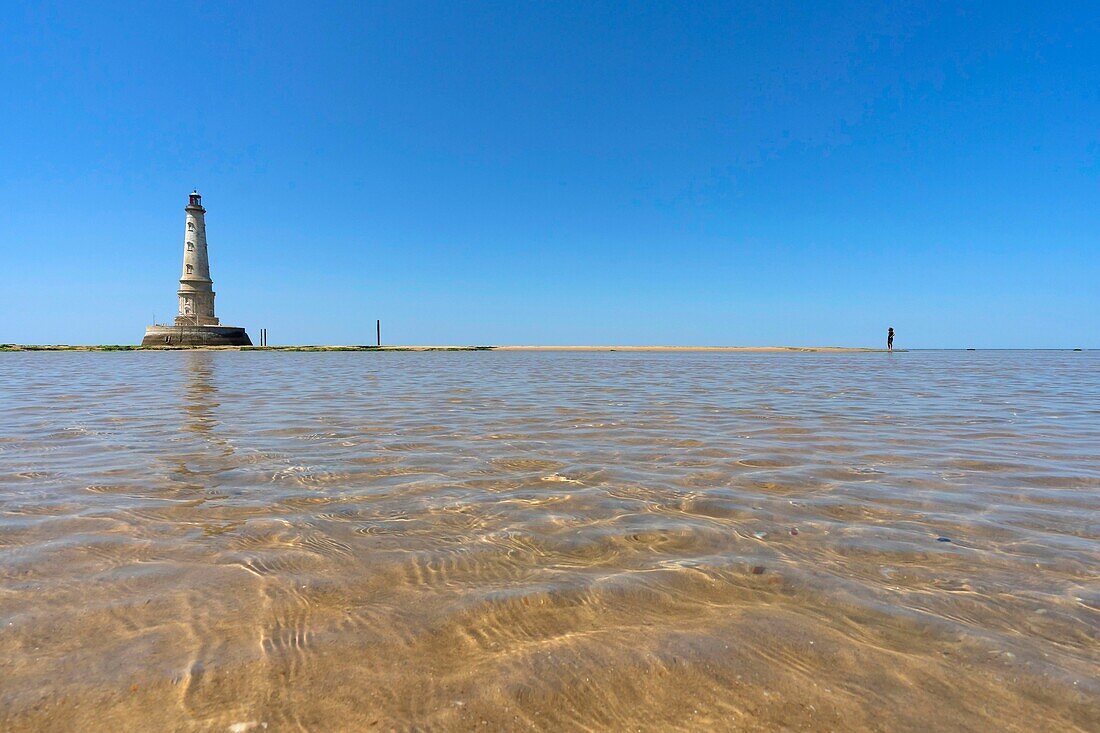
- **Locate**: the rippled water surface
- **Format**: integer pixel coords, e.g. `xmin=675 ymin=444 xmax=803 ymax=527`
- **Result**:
xmin=1 ymin=351 xmax=1097 ymax=731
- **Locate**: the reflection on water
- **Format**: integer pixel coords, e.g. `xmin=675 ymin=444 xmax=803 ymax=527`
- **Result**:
xmin=182 ymin=352 xmax=218 ymax=436
xmin=0 ymin=351 xmax=1097 ymax=732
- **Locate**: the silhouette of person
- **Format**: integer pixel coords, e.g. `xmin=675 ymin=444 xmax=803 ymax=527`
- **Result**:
xmin=887 ymin=327 xmax=894 ymax=351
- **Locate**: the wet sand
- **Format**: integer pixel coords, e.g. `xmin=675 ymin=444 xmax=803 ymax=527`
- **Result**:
xmin=0 ymin=350 xmax=1096 ymax=731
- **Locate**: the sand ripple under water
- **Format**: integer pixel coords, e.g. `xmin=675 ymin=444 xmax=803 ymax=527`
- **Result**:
xmin=0 ymin=351 xmax=1097 ymax=731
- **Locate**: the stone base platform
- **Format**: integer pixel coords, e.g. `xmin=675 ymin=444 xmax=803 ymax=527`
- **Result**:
xmin=142 ymin=324 xmax=252 ymax=347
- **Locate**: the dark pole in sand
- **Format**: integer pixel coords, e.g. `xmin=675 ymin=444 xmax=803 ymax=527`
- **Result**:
xmin=377 ymin=320 xmax=381 ymax=347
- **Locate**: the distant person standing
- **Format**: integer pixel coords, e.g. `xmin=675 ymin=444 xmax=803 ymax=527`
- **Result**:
xmin=887 ymin=327 xmax=895 ymax=352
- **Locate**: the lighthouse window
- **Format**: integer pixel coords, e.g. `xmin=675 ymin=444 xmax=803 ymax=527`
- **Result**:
xmin=187 ymin=242 xmax=194 ymax=251
xmin=186 ymin=264 xmax=194 ymax=274
xmin=187 ymin=222 xmax=195 ymax=231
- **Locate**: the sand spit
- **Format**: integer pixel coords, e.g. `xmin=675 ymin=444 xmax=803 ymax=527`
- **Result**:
xmin=493 ymin=345 xmax=891 ymax=352
xmin=1 ymin=344 xmax=895 ymax=352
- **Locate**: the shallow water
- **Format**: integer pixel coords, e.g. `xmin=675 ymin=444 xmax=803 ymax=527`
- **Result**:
xmin=0 ymin=350 xmax=1097 ymax=732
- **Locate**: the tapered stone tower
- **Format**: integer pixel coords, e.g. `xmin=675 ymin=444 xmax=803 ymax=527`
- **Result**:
xmin=176 ymin=190 xmax=218 ymax=326
xmin=142 ymin=192 xmax=252 ymax=346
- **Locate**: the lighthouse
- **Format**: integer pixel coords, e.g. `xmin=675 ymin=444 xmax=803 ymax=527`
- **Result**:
xmin=142 ymin=192 xmax=252 ymax=346
xmin=177 ymin=191 xmax=218 ymax=326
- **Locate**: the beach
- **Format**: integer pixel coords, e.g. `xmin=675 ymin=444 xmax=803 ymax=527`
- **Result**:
xmin=0 ymin=349 xmax=1095 ymax=731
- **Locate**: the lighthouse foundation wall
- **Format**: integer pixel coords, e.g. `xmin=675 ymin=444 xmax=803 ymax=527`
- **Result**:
xmin=142 ymin=324 xmax=253 ymax=347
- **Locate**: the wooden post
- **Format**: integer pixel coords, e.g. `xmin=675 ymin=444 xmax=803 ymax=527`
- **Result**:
xmin=376 ymin=320 xmax=381 ymax=347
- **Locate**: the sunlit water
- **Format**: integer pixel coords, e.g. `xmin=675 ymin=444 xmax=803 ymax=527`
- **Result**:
xmin=0 ymin=351 xmax=1097 ymax=732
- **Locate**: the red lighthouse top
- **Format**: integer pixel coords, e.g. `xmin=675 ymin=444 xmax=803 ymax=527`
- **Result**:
xmin=187 ymin=190 xmax=203 ymax=208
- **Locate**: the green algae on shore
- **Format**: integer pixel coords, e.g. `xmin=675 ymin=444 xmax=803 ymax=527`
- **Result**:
xmin=0 ymin=344 xmax=898 ymax=352
xmin=0 ymin=344 xmax=494 ymax=352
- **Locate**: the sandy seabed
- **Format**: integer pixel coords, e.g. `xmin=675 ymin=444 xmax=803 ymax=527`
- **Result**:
xmin=0 ymin=349 xmax=1093 ymax=732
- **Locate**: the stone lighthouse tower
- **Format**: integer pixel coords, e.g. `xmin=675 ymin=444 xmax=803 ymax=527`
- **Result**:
xmin=142 ymin=191 xmax=252 ymax=346
xmin=177 ymin=191 xmax=218 ymax=326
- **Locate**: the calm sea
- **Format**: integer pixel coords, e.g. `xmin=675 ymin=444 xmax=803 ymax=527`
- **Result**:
xmin=1 ymin=351 xmax=1097 ymax=731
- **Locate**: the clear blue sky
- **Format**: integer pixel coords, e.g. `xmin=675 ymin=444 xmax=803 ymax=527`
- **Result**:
xmin=2 ymin=1 xmax=1097 ymax=347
